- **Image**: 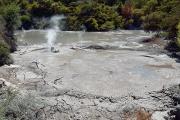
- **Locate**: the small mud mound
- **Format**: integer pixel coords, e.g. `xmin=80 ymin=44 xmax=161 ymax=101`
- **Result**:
xmin=76 ymin=43 xmax=142 ymax=51
xmin=145 ymin=64 xmax=175 ymax=69
xmin=83 ymin=44 xmax=118 ymax=50
xmin=140 ymin=37 xmax=167 ymax=47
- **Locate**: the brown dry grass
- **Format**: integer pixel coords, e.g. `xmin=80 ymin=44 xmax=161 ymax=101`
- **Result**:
xmin=136 ymin=108 xmax=152 ymax=120
xmin=124 ymin=108 xmax=152 ymax=120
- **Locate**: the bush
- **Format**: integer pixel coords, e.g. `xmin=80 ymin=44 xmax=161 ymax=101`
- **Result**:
xmin=2 ymin=3 xmax=20 ymax=52
xmin=114 ymin=16 xmax=125 ymax=29
xmin=99 ymin=21 xmax=115 ymax=31
xmin=85 ymin=18 xmax=99 ymax=31
xmin=0 ymin=88 xmax=44 ymax=120
xmin=143 ymin=12 xmax=164 ymax=32
xmin=2 ymin=3 xmax=21 ymax=31
xmin=66 ymin=16 xmax=81 ymax=31
xmin=0 ymin=88 xmax=16 ymax=120
xmin=0 ymin=42 xmax=13 ymax=66
xmin=176 ymin=22 xmax=180 ymax=48
xmin=20 ymin=14 xmax=32 ymax=29
xmin=20 ymin=15 xmax=31 ymax=23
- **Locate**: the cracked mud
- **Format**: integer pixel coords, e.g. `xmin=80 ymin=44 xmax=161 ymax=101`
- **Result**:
xmin=0 ymin=30 xmax=180 ymax=120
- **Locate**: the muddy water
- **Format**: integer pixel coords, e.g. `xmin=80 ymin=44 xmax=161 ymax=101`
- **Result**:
xmin=13 ymin=30 xmax=180 ymax=97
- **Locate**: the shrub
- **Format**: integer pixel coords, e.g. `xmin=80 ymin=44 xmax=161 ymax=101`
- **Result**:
xmin=99 ymin=21 xmax=115 ymax=31
xmin=114 ymin=16 xmax=125 ymax=29
xmin=2 ymin=3 xmax=21 ymax=31
xmin=20 ymin=15 xmax=31 ymax=23
xmin=20 ymin=14 xmax=32 ymax=29
xmin=0 ymin=42 xmax=13 ymax=66
xmin=85 ymin=18 xmax=99 ymax=31
xmin=143 ymin=12 xmax=164 ymax=32
xmin=66 ymin=16 xmax=81 ymax=31
xmin=0 ymin=88 xmax=44 ymax=120
xmin=0 ymin=88 xmax=16 ymax=120
xmin=176 ymin=22 xmax=180 ymax=48
xmin=2 ymin=3 xmax=20 ymax=52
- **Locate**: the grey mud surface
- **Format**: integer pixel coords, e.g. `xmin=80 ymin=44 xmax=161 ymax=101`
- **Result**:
xmin=0 ymin=30 xmax=180 ymax=119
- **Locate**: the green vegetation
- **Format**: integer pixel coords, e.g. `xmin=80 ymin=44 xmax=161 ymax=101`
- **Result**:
xmin=2 ymin=3 xmax=21 ymax=33
xmin=16 ymin=0 xmax=180 ymax=37
xmin=177 ymin=22 xmax=180 ymax=48
xmin=0 ymin=0 xmax=179 ymax=37
xmin=0 ymin=0 xmax=20 ymax=66
xmin=0 ymin=87 xmax=43 ymax=120
xmin=2 ymin=3 xmax=21 ymax=52
xmin=0 ymin=42 xmax=12 ymax=66
xmin=0 ymin=88 xmax=16 ymax=120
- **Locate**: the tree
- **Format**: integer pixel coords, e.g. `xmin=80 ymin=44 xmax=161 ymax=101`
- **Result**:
xmin=66 ymin=16 xmax=81 ymax=31
xmin=0 ymin=42 xmax=12 ymax=66
xmin=2 ymin=3 xmax=21 ymax=52
xmin=143 ymin=12 xmax=164 ymax=32
xmin=3 ymin=3 xmax=21 ymax=32
xmin=121 ymin=0 xmax=133 ymax=19
xmin=143 ymin=0 xmax=158 ymax=14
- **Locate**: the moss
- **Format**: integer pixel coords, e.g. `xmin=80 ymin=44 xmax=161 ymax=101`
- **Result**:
xmin=0 ymin=41 xmax=13 ymax=66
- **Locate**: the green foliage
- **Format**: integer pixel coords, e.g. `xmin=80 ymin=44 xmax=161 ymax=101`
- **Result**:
xmin=143 ymin=0 xmax=158 ymax=13
xmin=20 ymin=14 xmax=32 ymax=29
xmin=20 ymin=14 xmax=31 ymax=23
xmin=0 ymin=1 xmax=20 ymax=66
xmin=27 ymin=0 xmax=70 ymax=17
xmin=143 ymin=11 xmax=164 ymax=32
xmin=0 ymin=42 xmax=12 ymax=66
xmin=85 ymin=18 xmax=99 ymax=31
xmin=100 ymin=21 xmax=115 ymax=31
xmin=142 ymin=0 xmax=180 ymax=38
xmin=29 ymin=0 xmax=54 ymax=17
xmin=0 ymin=88 xmax=16 ymax=120
xmin=6 ymin=0 xmax=178 ymax=36
xmin=2 ymin=3 xmax=21 ymax=31
xmin=0 ymin=2 xmax=21 ymax=52
xmin=114 ymin=16 xmax=125 ymax=29
xmin=0 ymin=89 xmax=46 ymax=120
xmin=64 ymin=2 xmax=120 ymax=31
xmin=66 ymin=16 xmax=81 ymax=31
xmin=176 ymin=22 xmax=180 ymax=48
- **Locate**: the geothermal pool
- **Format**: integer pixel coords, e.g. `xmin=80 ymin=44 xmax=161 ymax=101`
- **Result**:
xmin=12 ymin=30 xmax=180 ymax=97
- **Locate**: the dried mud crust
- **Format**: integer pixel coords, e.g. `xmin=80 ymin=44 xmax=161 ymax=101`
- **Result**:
xmin=0 ymin=75 xmax=175 ymax=120
xmin=4 ymin=88 xmax=172 ymax=120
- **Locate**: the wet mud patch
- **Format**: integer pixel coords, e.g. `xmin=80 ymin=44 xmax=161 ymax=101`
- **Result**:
xmin=145 ymin=64 xmax=175 ymax=69
xmin=140 ymin=37 xmax=168 ymax=47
